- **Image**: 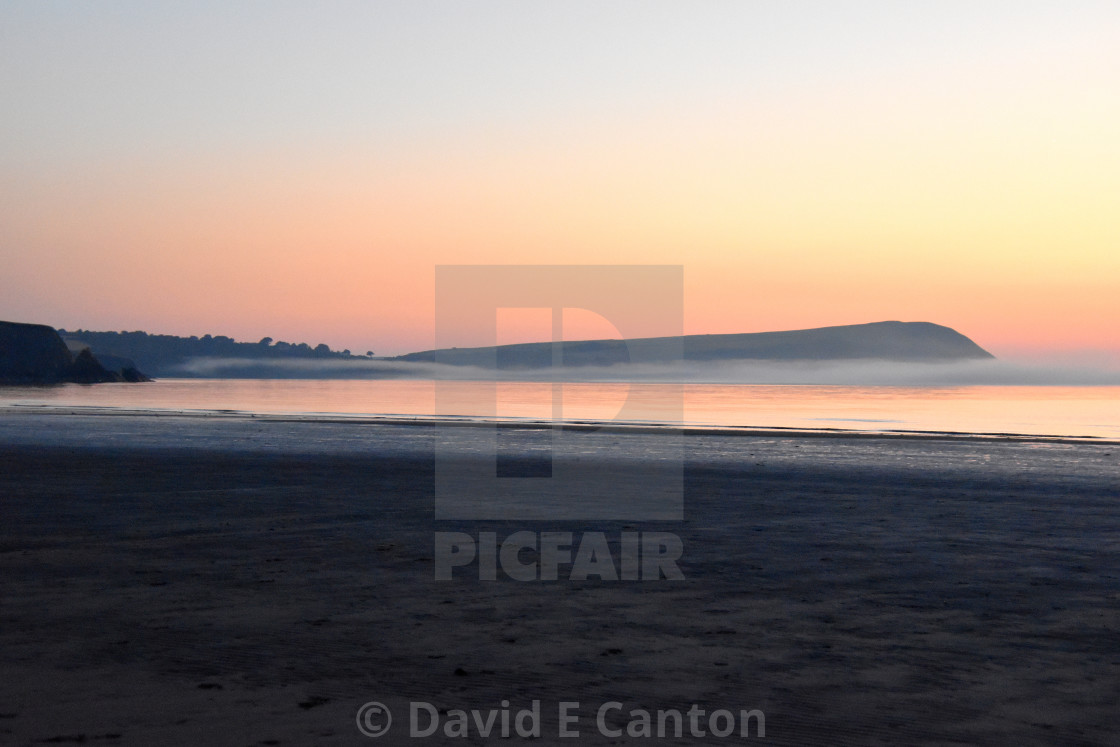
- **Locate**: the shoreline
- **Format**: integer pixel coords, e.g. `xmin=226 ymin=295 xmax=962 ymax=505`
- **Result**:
xmin=3 ymin=403 xmax=1118 ymax=445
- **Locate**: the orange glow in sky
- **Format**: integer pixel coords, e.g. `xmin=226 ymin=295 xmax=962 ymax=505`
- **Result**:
xmin=1 ymin=3 xmax=1117 ymax=360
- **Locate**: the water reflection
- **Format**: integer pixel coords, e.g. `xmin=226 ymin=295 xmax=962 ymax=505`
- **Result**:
xmin=2 ymin=380 xmax=1119 ymax=439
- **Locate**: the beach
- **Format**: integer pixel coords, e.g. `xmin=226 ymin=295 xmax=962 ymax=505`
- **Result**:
xmin=1 ymin=411 xmax=1118 ymax=745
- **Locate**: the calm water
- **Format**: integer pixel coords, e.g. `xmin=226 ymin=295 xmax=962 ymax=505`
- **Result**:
xmin=2 ymin=379 xmax=1119 ymax=439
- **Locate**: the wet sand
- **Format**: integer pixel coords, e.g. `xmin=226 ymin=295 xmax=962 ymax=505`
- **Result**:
xmin=1 ymin=413 xmax=1119 ymax=745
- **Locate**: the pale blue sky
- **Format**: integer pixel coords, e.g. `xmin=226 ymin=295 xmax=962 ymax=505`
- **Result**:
xmin=2 ymin=2 xmax=1118 ymax=356
xmin=5 ymin=1 xmax=1113 ymax=165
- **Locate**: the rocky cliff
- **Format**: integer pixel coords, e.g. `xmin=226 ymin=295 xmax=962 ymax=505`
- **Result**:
xmin=0 ymin=321 xmax=150 ymax=384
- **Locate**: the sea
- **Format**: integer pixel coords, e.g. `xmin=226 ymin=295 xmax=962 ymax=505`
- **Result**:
xmin=2 ymin=379 xmax=1119 ymax=440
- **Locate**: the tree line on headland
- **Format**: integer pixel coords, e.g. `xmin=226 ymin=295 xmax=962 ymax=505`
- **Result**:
xmin=58 ymin=329 xmax=374 ymax=378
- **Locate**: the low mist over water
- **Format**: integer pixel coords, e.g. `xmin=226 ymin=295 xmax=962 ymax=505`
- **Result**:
xmin=165 ymin=355 xmax=1120 ymax=388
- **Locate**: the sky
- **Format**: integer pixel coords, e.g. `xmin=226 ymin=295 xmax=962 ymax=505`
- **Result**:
xmin=2 ymin=1 xmax=1118 ymax=359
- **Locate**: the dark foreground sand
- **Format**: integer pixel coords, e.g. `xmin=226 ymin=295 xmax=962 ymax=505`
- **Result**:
xmin=1 ymin=413 xmax=1119 ymax=745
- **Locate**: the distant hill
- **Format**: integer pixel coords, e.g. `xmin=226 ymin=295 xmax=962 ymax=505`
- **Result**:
xmin=1 ymin=321 xmax=149 ymax=384
xmin=47 ymin=321 xmax=993 ymax=380
xmin=59 ymin=329 xmax=370 ymax=378
xmin=394 ymin=321 xmax=994 ymax=369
